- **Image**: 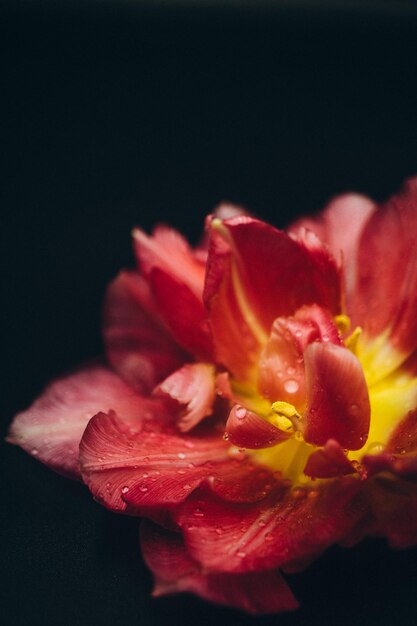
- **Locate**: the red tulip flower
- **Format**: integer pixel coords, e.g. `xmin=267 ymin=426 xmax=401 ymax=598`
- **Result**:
xmin=8 ymin=179 xmax=417 ymax=614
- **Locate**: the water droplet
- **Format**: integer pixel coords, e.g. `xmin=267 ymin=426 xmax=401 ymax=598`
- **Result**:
xmin=284 ymin=379 xmax=299 ymax=394
xmin=177 ymin=452 xmax=186 ymax=459
xmin=235 ymin=406 xmax=247 ymax=420
xmin=106 ymin=481 xmax=112 ymax=489
xmin=177 ymin=468 xmax=186 ymax=474
xmin=223 ymin=432 xmax=230 ymax=441
xmin=139 ymin=484 xmax=148 ymax=492
xmin=128 ymin=441 xmax=134 ymax=448
xmin=121 ymin=486 xmax=129 ymax=494
xmin=215 ymin=526 xmax=224 ymax=535
xmin=193 ymin=507 xmax=204 ymax=517
xmin=258 ymin=519 xmax=266 ymax=527
xmin=31 ymin=448 xmax=39 ymax=456
xmin=143 ymin=456 xmax=150 ymax=463
xmin=286 ymin=366 xmax=296 ymax=376
xmin=142 ymin=472 xmax=149 ymax=478
xmin=183 ymin=483 xmax=192 ymax=490
xmin=265 ymin=533 xmax=273 ymax=542
xmin=237 ymin=550 xmax=246 ymax=558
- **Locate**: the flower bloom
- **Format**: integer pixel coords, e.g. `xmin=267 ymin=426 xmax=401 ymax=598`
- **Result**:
xmin=8 ymin=179 xmax=417 ymax=614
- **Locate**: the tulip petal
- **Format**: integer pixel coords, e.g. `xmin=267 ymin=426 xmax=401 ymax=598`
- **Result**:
xmin=154 ymin=363 xmax=216 ymax=432
xmin=289 ymin=193 xmax=375 ymax=295
xmin=205 ymin=216 xmax=341 ymax=382
xmin=225 ymin=405 xmax=290 ymax=449
xmin=149 ymin=267 xmax=213 ymax=360
xmin=133 ymin=224 xmax=205 ymax=298
xmin=363 ymin=409 xmax=417 ymax=477
xmin=208 ymin=460 xmax=279 ymax=503
xmin=352 ymin=178 xmax=417 ymax=362
xmin=303 ymin=343 xmax=370 ymax=450
xmin=7 ymin=365 xmax=150 ymax=480
xmin=103 ymin=271 xmax=186 ymax=392
xmin=258 ymin=304 xmax=342 ymax=407
xmin=80 ymin=411 xmax=231 ymax=512
xmin=304 ymin=439 xmax=356 ymax=478
xmin=141 ymin=520 xmax=298 ymax=615
xmin=177 ymin=479 xmax=360 ymax=574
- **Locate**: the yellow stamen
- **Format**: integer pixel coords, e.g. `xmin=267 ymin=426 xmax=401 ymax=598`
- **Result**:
xmin=335 ymin=314 xmax=351 ymax=334
xmin=345 ymin=326 xmax=362 ymax=353
xmin=271 ymin=401 xmax=298 ymax=418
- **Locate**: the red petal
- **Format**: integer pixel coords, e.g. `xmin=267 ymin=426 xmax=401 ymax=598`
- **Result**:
xmin=177 ymin=479 xmax=360 ymax=574
xmin=133 ymin=224 xmax=205 ymax=298
xmin=103 ymin=271 xmax=186 ymax=392
xmin=7 ymin=365 xmax=149 ymax=479
xmin=141 ymin=520 xmax=298 ymax=614
xmin=289 ymin=192 xmax=375 ymax=296
xmin=208 ymin=460 xmax=280 ymax=503
xmin=154 ymin=363 xmax=216 ymax=432
xmin=304 ymin=439 xmax=356 ymax=478
xmin=149 ymin=267 xmax=213 ymax=360
xmin=351 ymin=178 xmax=417 ymax=360
xmin=303 ymin=343 xmax=370 ymax=450
xmin=79 ymin=411 xmax=231 ymax=512
xmin=258 ymin=304 xmax=342 ymax=408
xmin=204 ymin=230 xmax=261 ymax=382
xmin=225 ymin=404 xmax=289 ymax=449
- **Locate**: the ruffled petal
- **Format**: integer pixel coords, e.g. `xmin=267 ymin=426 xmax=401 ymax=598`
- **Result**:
xmin=351 ymin=178 xmax=417 ymax=363
xmin=225 ymin=405 xmax=290 ymax=449
xmin=154 ymin=363 xmax=216 ymax=432
xmin=79 ymin=411 xmax=231 ymax=512
xmin=141 ymin=520 xmax=298 ymax=615
xmin=149 ymin=267 xmax=213 ymax=360
xmin=304 ymin=439 xmax=356 ymax=478
xmin=303 ymin=343 xmax=370 ymax=450
xmin=177 ymin=479 xmax=360 ymax=574
xmin=133 ymin=224 xmax=205 ymax=298
xmin=7 ymin=365 xmax=149 ymax=479
xmin=103 ymin=271 xmax=186 ymax=392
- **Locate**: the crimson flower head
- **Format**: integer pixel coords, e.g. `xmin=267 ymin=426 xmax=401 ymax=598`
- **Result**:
xmin=8 ymin=178 xmax=417 ymax=614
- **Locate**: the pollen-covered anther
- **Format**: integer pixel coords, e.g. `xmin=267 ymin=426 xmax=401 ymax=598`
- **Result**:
xmin=271 ymin=401 xmax=300 ymax=433
xmin=334 ymin=314 xmax=351 ymax=334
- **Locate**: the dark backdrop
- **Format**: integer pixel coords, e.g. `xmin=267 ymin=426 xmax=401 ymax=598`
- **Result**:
xmin=3 ymin=2 xmax=417 ymax=625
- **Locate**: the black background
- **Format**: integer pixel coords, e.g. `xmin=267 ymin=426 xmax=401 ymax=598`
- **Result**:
xmin=3 ymin=2 xmax=417 ymax=625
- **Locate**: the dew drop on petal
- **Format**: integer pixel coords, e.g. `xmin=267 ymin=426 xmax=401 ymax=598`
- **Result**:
xmin=286 ymin=366 xmax=296 ymax=376
xmin=284 ymin=379 xmax=299 ymax=394
xmin=139 ymin=484 xmax=148 ymax=492
xmin=235 ymin=406 xmax=247 ymax=420
xmin=183 ymin=483 xmax=192 ymax=490
xmin=177 ymin=452 xmax=186 ymax=459
xmin=237 ymin=550 xmax=247 ymax=558
xmin=223 ymin=432 xmax=230 ymax=441
xmin=121 ymin=486 xmax=129 ymax=494
xmin=193 ymin=507 xmax=205 ymax=517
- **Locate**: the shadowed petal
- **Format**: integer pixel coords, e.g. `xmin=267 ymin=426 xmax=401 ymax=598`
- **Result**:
xmin=103 ymin=271 xmax=186 ymax=392
xmin=7 ymin=365 xmax=151 ymax=480
xmin=149 ymin=267 xmax=213 ymax=360
xmin=225 ymin=405 xmax=290 ymax=449
xmin=80 ymin=411 xmax=231 ymax=512
xmin=154 ymin=363 xmax=216 ymax=432
xmin=141 ymin=520 xmax=298 ymax=615
xmin=303 ymin=343 xmax=370 ymax=450
xmin=304 ymin=439 xmax=356 ymax=478
xmin=177 ymin=479 xmax=360 ymax=574
xmin=351 ymin=178 xmax=417 ymax=363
